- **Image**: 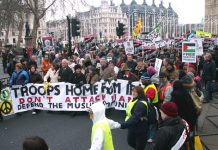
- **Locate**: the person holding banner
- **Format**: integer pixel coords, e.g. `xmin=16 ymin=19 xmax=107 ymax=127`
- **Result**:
xmin=88 ymin=102 xmax=120 ymax=150
xmin=120 ymin=86 xmax=149 ymax=150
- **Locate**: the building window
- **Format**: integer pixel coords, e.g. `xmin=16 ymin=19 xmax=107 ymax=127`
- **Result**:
xmin=13 ymin=38 xmax=16 ymax=43
xmin=38 ymin=31 xmax=41 ymax=35
xmin=104 ymin=29 xmax=107 ymax=33
xmin=12 ymin=32 xmax=15 ymax=36
xmin=1 ymin=32 xmax=3 ymax=36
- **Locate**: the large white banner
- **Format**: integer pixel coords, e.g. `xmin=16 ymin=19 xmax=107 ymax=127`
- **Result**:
xmin=10 ymin=80 xmax=140 ymax=113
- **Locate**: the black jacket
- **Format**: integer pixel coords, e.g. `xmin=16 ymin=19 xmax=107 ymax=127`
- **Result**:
xmin=58 ymin=67 xmax=73 ymax=83
xmin=71 ymin=73 xmax=86 ymax=85
xmin=29 ymin=72 xmax=43 ymax=84
xmin=154 ymin=117 xmax=187 ymax=150
xmin=202 ymin=60 xmax=216 ymax=81
xmin=121 ymin=96 xmax=149 ymax=135
xmin=171 ymin=88 xmax=198 ymax=131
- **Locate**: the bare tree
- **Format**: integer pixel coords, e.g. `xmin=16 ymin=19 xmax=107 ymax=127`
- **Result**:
xmin=24 ymin=0 xmax=58 ymax=47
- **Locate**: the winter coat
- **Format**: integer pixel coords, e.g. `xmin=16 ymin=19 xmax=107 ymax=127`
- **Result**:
xmin=126 ymin=60 xmax=137 ymax=72
xmin=41 ymin=59 xmax=51 ymax=75
xmin=202 ymin=60 xmax=216 ymax=81
xmin=121 ymin=96 xmax=149 ymax=135
xmin=29 ymin=71 xmax=43 ymax=83
xmin=44 ymin=68 xmax=59 ymax=83
xmin=58 ymin=67 xmax=73 ymax=83
xmin=10 ymin=69 xmax=29 ymax=86
xmin=86 ymin=73 xmax=100 ymax=84
xmin=171 ymin=88 xmax=198 ymax=131
xmin=100 ymin=67 xmax=116 ymax=81
xmin=71 ymin=73 xmax=87 ymax=84
xmin=154 ymin=117 xmax=188 ymax=150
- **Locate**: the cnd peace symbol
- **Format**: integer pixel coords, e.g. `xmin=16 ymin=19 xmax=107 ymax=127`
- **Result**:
xmin=0 ymin=89 xmax=13 ymax=115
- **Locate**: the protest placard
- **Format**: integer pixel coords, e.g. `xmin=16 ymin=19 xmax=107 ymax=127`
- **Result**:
xmin=182 ymin=42 xmax=196 ymax=63
xmin=154 ymin=58 xmax=162 ymax=76
xmin=124 ymin=41 xmax=134 ymax=54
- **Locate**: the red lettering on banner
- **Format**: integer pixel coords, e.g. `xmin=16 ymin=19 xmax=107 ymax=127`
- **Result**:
xmin=102 ymin=94 xmax=106 ymax=100
xmin=89 ymin=96 xmax=94 ymax=103
xmin=73 ymin=97 xmax=79 ymax=103
xmin=81 ymin=97 xmax=87 ymax=103
xmin=47 ymin=96 xmax=53 ymax=103
xmin=19 ymin=98 xmax=25 ymax=104
xmin=119 ymin=96 xmax=125 ymax=102
xmin=35 ymin=97 xmax=41 ymax=103
xmin=128 ymin=97 xmax=132 ymax=102
xmin=27 ymin=97 xmax=32 ymax=103
xmin=111 ymin=94 xmax=116 ymax=101
xmin=65 ymin=97 xmax=71 ymax=103
xmin=95 ymin=95 xmax=100 ymax=101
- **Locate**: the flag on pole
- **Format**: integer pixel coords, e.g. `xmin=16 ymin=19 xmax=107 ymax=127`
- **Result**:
xmin=132 ymin=17 xmax=142 ymax=36
xmin=147 ymin=25 xmax=161 ymax=42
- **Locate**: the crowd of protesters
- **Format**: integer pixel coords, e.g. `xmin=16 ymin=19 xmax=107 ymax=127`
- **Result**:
xmin=0 ymin=41 xmax=217 ymax=150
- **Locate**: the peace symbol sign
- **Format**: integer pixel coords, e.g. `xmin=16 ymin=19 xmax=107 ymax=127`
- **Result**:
xmin=0 ymin=101 xmax=12 ymax=115
xmin=0 ymin=89 xmax=10 ymax=101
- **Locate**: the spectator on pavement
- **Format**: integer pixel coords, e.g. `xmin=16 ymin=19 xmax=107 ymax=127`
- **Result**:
xmin=202 ymin=53 xmax=216 ymax=103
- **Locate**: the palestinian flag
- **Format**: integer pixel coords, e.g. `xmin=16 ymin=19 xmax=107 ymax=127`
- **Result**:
xmin=183 ymin=43 xmax=196 ymax=52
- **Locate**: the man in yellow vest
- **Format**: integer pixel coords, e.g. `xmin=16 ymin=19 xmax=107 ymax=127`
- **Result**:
xmin=141 ymin=73 xmax=159 ymax=143
xmin=141 ymin=73 xmax=159 ymax=106
xmin=88 ymin=102 xmax=121 ymax=150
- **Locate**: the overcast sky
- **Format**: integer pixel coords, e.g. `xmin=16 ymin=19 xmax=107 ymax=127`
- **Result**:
xmin=47 ymin=0 xmax=205 ymax=24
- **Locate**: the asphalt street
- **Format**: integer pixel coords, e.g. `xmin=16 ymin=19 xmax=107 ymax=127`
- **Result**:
xmin=0 ymin=110 xmax=133 ymax=150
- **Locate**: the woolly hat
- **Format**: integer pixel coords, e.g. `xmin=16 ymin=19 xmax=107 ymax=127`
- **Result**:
xmin=160 ymin=102 xmax=178 ymax=117
xmin=147 ymin=66 xmax=156 ymax=76
xmin=141 ymin=73 xmax=150 ymax=81
xmin=180 ymin=74 xmax=195 ymax=87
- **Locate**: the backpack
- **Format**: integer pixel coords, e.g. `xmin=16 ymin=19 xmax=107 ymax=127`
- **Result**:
xmin=141 ymin=100 xmax=159 ymax=124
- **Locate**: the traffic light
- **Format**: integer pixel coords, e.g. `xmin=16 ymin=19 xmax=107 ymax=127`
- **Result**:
xmin=72 ymin=18 xmax=80 ymax=37
xmin=116 ymin=21 xmax=125 ymax=38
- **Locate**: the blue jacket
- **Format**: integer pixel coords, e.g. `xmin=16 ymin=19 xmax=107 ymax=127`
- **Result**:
xmin=10 ymin=69 xmax=29 ymax=86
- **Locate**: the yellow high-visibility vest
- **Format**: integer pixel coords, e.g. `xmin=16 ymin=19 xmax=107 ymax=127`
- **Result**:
xmin=144 ymin=83 xmax=159 ymax=104
xmin=91 ymin=119 xmax=114 ymax=150
xmin=125 ymin=99 xmax=148 ymax=121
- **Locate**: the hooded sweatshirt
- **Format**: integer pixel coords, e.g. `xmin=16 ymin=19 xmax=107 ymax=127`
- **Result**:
xmin=89 ymin=102 xmax=120 ymax=150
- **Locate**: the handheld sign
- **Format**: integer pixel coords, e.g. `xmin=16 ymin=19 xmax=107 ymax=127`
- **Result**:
xmin=124 ymin=41 xmax=134 ymax=54
xmin=154 ymin=58 xmax=162 ymax=76
xmin=182 ymin=42 xmax=196 ymax=63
